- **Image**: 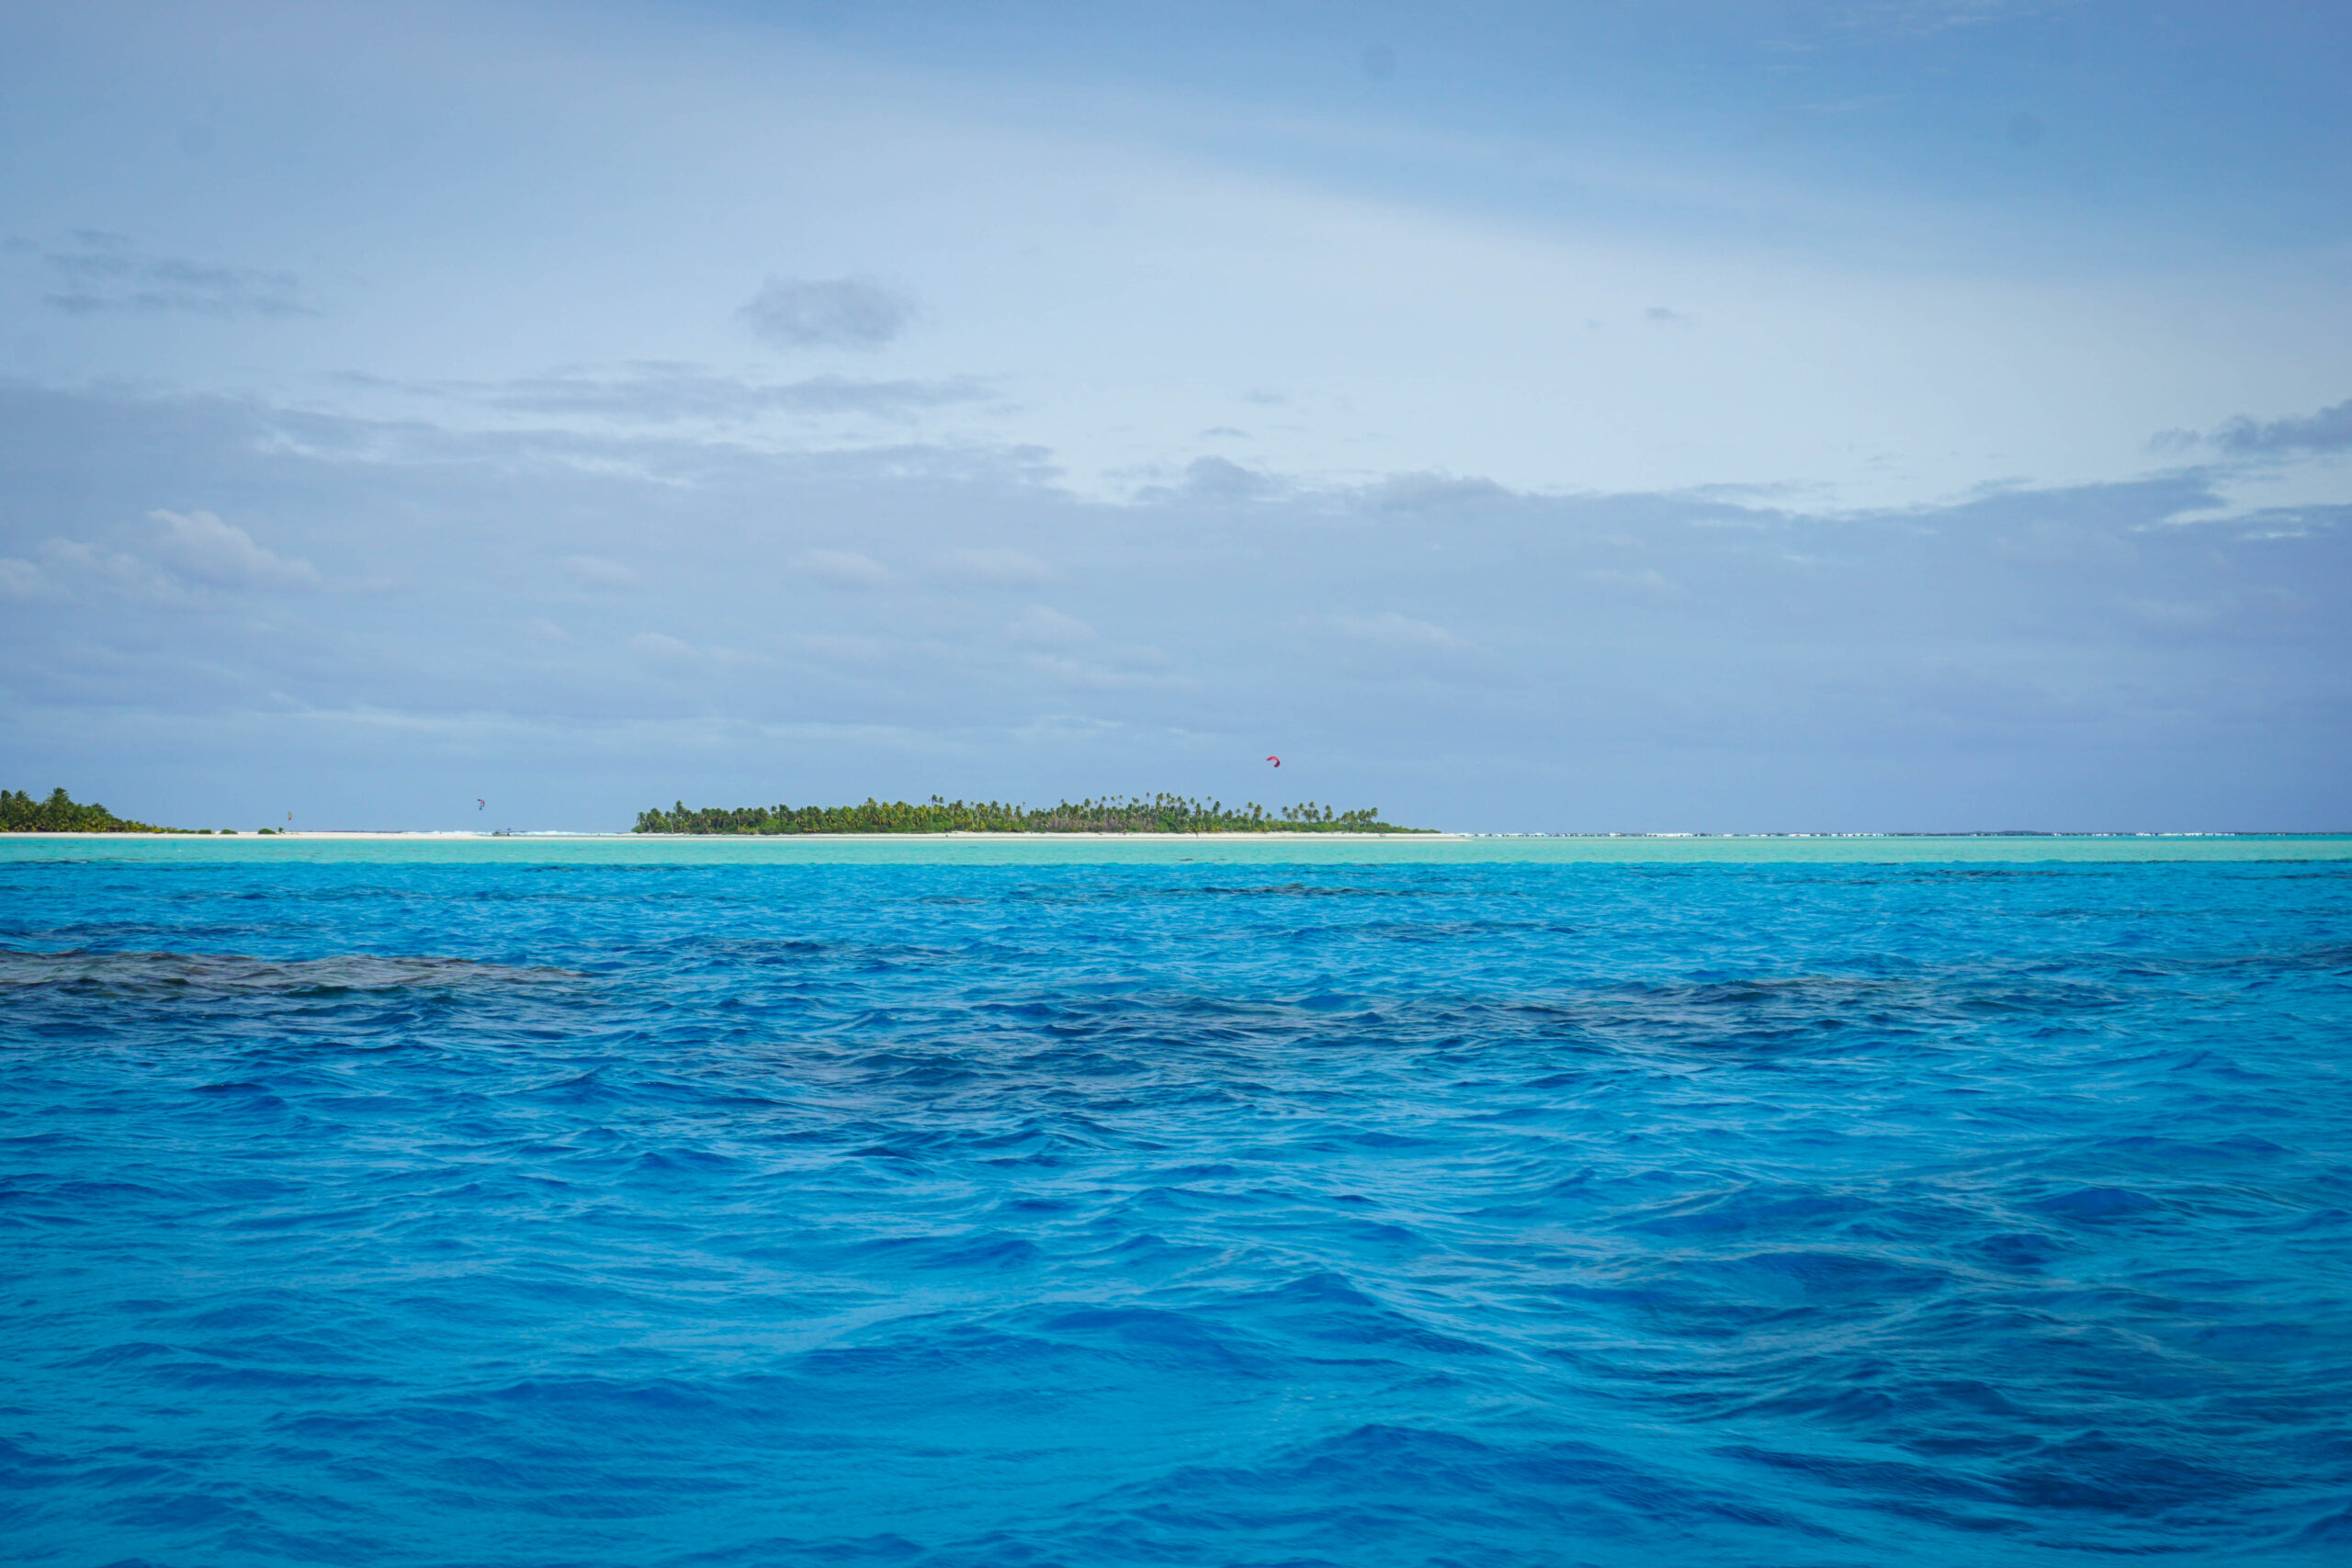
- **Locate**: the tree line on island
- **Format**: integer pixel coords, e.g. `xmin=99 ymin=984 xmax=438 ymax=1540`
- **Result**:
xmin=634 ymin=794 xmax=1429 ymax=834
xmin=0 ymin=787 xmax=266 ymax=834
xmin=2 ymin=786 xmax=161 ymax=832
xmin=3 ymin=787 xmax=188 ymax=833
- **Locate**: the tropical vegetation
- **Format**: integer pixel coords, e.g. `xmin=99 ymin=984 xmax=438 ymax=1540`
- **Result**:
xmin=634 ymin=794 xmax=1426 ymax=834
xmin=1 ymin=786 xmax=170 ymax=833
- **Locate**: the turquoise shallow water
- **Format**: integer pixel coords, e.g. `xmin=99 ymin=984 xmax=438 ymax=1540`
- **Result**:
xmin=3 ymin=847 xmax=2348 ymax=1564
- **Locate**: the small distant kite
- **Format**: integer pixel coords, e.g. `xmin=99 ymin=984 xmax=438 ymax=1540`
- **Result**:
xmin=1266 ymin=755 xmax=1281 ymax=767
xmin=477 ymin=798 xmax=486 ymax=810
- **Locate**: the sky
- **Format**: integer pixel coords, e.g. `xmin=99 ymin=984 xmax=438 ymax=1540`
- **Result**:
xmin=1 ymin=0 xmax=2346 ymax=833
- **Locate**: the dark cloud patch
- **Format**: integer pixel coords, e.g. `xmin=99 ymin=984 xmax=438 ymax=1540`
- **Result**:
xmin=2213 ymin=397 xmax=2352 ymax=457
xmin=39 ymin=231 xmax=316 ymax=318
xmin=1136 ymin=456 xmax=1284 ymax=504
xmin=1187 ymin=456 xmax=1276 ymax=499
xmin=739 ymin=275 xmax=919 ymax=349
xmin=1360 ymin=472 xmax=1515 ymax=514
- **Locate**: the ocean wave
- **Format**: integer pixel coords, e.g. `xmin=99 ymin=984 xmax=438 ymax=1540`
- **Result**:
xmin=0 ymin=946 xmax=582 ymax=994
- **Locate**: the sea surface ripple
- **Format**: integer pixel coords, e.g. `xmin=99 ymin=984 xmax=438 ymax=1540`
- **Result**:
xmin=3 ymin=858 xmax=2348 ymax=1565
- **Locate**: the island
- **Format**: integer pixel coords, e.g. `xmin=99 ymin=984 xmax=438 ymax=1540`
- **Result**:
xmin=634 ymin=794 xmax=1430 ymax=834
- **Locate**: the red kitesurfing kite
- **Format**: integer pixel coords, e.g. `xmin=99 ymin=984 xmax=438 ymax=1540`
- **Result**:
xmin=1266 ymin=755 xmax=1281 ymax=767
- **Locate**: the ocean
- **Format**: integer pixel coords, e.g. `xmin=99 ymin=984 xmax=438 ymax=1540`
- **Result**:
xmin=4 ymin=838 xmax=2348 ymax=1564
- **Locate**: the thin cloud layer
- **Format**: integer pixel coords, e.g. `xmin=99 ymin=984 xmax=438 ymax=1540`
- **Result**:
xmin=2 ymin=506 xmax=317 ymax=601
xmin=797 ymin=548 xmax=890 ymax=586
xmin=474 ymin=367 xmax=987 ymax=423
xmin=1325 ymin=611 xmax=1474 ymax=653
xmin=148 ymin=510 xmax=319 ymax=589
xmin=933 ymin=547 xmax=1055 ymax=585
xmin=561 ymin=554 xmax=640 ymax=589
xmin=40 ymin=232 xmax=315 ymax=318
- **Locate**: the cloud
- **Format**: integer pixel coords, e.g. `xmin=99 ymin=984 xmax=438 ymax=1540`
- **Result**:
xmin=11 ymin=538 xmax=170 ymax=601
xmin=474 ymin=366 xmax=988 ymax=423
xmin=934 ymin=547 xmax=1054 ymax=585
xmin=1010 ymin=606 xmax=1093 ymax=646
xmin=2122 ymin=587 xmax=2308 ymax=641
xmin=738 ymin=275 xmax=919 ymax=349
xmin=0 ymin=557 xmax=49 ymax=599
xmin=1583 ymin=567 xmax=1681 ymax=596
xmin=148 ymin=509 xmax=319 ymax=588
xmin=1994 ymin=518 xmax=2133 ymax=566
xmin=2124 ymin=598 xmax=2224 ymax=632
xmin=1182 ymin=456 xmax=1283 ymax=502
xmin=1133 ymin=456 xmax=1284 ymax=504
xmin=792 ymin=630 xmax=901 ymax=665
xmin=1360 ymin=471 xmax=1513 ymax=513
xmin=41 ymin=231 xmax=316 ymax=318
xmin=1326 ymin=611 xmax=1472 ymax=651
xmin=2213 ymin=396 xmax=2352 ymax=457
xmin=1828 ymin=1 xmax=2041 ymax=40
xmin=2214 ymin=503 xmax=2352 ymax=541
xmin=1023 ymin=649 xmax=1188 ymax=690
xmin=561 ymin=554 xmax=640 ymax=588
xmin=797 ymin=548 xmax=890 ymax=586
xmin=0 ymin=525 xmax=308 ymax=604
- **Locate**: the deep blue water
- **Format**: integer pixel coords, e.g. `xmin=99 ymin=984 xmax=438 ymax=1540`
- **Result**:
xmin=4 ymin=856 xmax=2349 ymax=1565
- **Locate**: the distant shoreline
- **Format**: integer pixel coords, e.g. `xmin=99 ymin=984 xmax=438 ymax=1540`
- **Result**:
xmin=5 ymin=830 xmax=2345 ymax=841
